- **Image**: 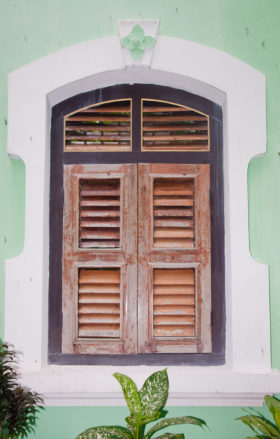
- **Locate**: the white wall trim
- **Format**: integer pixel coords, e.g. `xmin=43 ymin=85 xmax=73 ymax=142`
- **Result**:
xmin=5 ymin=35 xmax=277 ymax=405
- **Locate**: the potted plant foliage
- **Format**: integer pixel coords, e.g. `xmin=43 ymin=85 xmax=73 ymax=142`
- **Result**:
xmin=76 ymin=369 xmax=206 ymax=439
xmin=238 ymin=395 xmax=280 ymax=439
xmin=0 ymin=340 xmax=43 ymax=439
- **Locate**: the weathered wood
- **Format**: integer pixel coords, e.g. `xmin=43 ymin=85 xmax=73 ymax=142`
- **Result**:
xmin=66 ymin=124 xmax=130 ymax=131
xmin=143 ymin=123 xmax=207 ymax=131
xmin=137 ymin=163 xmax=211 ymax=353
xmin=62 ymin=163 xmax=138 ymax=355
xmin=143 ymin=115 xmax=206 ymax=122
xmin=143 ymin=135 xmax=208 ymax=141
xmin=67 ymin=115 xmax=130 ymax=122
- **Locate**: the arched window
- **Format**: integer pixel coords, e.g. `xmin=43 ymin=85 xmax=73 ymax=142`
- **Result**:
xmin=49 ymin=84 xmax=225 ymax=365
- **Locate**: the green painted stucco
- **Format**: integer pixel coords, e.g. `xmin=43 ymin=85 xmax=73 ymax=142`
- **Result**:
xmin=1 ymin=0 xmax=280 ymax=438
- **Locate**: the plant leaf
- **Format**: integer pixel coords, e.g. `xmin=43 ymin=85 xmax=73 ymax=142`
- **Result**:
xmin=139 ymin=369 xmax=169 ymax=415
xmin=145 ymin=416 xmax=205 ymax=439
xmin=76 ymin=426 xmax=133 ymax=439
xmin=113 ymin=373 xmax=142 ymax=415
xmin=265 ymin=396 xmax=280 ymax=431
xmin=126 ymin=411 xmax=162 ymax=427
xmin=152 ymin=434 xmax=184 ymax=439
xmin=238 ymin=415 xmax=280 ymax=438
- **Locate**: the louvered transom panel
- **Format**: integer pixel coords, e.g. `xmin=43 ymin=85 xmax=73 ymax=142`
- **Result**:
xmin=78 ymin=268 xmax=121 ymax=338
xmin=65 ymin=99 xmax=131 ymax=151
xmin=153 ymin=268 xmax=196 ymax=338
xmin=153 ymin=178 xmax=195 ymax=248
xmin=142 ymin=99 xmax=209 ymax=151
xmin=79 ymin=178 xmax=121 ymax=248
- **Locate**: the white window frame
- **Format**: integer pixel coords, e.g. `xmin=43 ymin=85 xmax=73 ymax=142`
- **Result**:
xmin=5 ymin=32 xmax=279 ymax=406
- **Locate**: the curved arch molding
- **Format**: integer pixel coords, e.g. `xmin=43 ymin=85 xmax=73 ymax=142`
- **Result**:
xmin=5 ymin=32 xmax=278 ymax=405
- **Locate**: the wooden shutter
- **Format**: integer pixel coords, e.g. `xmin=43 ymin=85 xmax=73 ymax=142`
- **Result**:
xmin=64 ymin=99 xmax=132 ymax=152
xmin=141 ymin=99 xmax=209 ymax=151
xmin=138 ymin=163 xmax=211 ymax=353
xmin=62 ymin=163 xmax=137 ymax=354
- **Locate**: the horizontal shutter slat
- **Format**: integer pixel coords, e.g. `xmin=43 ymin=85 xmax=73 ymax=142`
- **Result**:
xmin=154 ymin=326 xmax=195 ymax=337
xmin=79 ymin=269 xmax=120 ymax=283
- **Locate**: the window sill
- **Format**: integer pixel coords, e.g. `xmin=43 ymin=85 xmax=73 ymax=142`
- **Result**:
xmin=22 ymin=366 xmax=280 ymax=406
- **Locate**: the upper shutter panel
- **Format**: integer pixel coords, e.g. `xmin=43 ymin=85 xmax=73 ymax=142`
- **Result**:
xmin=79 ymin=178 xmax=121 ymax=248
xmin=142 ymin=100 xmax=209 ymax=151
xmin=64 ymin=99 xmax=132 ymax=152
xmin=153 ymin=178 xmax=195 ymax=248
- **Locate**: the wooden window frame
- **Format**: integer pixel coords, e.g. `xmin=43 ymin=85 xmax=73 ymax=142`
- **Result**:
xmin=49 ymin=83 xmax=225 ymax=365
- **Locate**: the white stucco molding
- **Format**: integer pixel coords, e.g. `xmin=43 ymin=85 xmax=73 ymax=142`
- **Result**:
xmin=5 ymin=35 xmax=277 ymax=406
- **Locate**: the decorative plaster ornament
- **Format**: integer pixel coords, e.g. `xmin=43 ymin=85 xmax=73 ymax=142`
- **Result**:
xmin=120 ymin=24 xmax=156 ymax=60
xmin=118 ymin=19 xmax=159 ymax=67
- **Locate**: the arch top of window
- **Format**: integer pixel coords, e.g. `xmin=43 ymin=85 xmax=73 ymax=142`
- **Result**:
xmin=61 ymin=86 xmax=216 ymax=154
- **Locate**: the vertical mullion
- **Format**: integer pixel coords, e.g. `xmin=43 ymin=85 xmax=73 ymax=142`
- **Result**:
xmin=137 ymin=164 xmax=153 ymax=353
xmin=122 ymin=163 xmax=138 ymax=354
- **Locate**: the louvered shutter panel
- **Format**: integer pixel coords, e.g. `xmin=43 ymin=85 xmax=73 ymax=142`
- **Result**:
xmin=78 ymin=268 xmax=121 ymax=338
xmin=62 ymin=164 xmax=137 ymax=354
xmin=153 ymin=268 xmax=196 ymax=337
xmin=138 ymin=163 xmax=211 ymax=353
xmin=153 ymin=178 xmax=195 ymax=248
xmin=79 ymin=178 xmax=121 ymax=248
xmin=142 ymin=100 xmax=209 ymax=151
xmin=64 ymin=99 xmax=131 ymax=152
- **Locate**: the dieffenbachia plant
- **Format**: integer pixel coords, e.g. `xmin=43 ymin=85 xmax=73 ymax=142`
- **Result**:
xmin=237 ymin=395 xmax=280 ymax=439
xmin=75 ymin=369 xmax=206 ymax=439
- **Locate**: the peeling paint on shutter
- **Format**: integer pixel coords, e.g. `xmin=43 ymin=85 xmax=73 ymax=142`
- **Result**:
xmin=62 ymin=164 xmax=137 ymax=355
xmin=138 ymin=163 xmax=211 ymax=354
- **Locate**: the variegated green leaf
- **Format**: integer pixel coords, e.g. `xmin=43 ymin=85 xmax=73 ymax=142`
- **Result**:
xmin=114 ymin=373 xmax=142 ymax=415
xmin=152 ymin=434 xmax=184 ymax=439
xmin=126 ymin=411 xmax=161 ymax=427
xmin=265 ymin=396 xmax=280 ymax=431
xmin=139 ymin=369 xmax=169 ymax=414
xmin=75 ymin=426 xmax=133 ymax=439
xmin=145 ymin=416 xmax=205 ymax=439
xmin=238 ymin=415 xmax=280 ymax=438
xmin=244 ymin=436 xmax=267 ymax=439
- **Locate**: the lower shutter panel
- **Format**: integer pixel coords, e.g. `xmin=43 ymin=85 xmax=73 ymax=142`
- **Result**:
xmin=153 ymin=268 xmax=196 ymax=337
xmin=78 ymin=268 xmax=121 ymax=338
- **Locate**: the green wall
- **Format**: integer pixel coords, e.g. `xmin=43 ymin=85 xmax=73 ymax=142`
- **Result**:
xmin=1 ymin=0 xmax=280 ymax=438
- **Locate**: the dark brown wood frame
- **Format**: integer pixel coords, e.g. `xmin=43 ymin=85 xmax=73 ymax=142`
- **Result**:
xmin=49 ymin=83 xmax=225 ymax=365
